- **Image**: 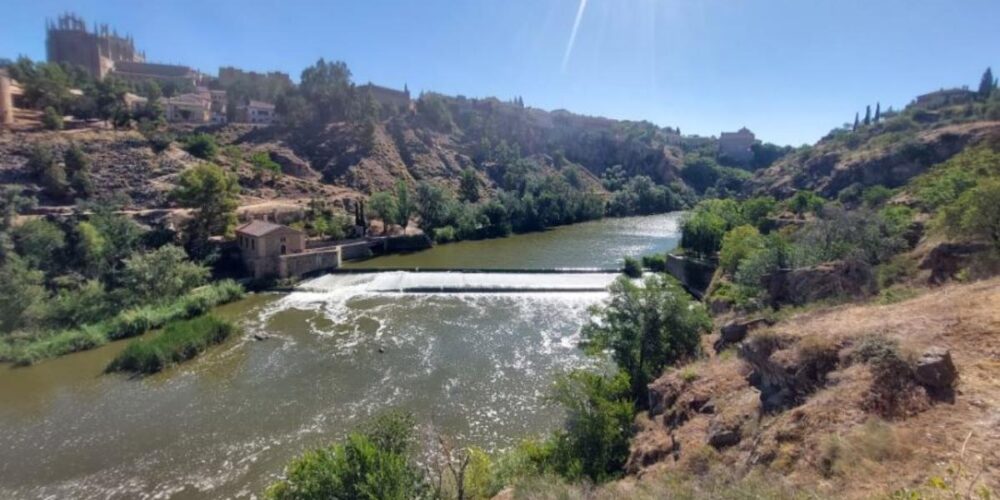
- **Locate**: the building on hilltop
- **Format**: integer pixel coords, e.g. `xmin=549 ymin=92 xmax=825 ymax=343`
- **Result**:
xmin=718 ymin=127 xmax=756 ymax=164
xmin=46 ymin=13 xmax=203 ymax=86
xmin=235 ymin=99 xmax=277 ymax=125
xmin=46 ymin=13 xmax=145 ymax=79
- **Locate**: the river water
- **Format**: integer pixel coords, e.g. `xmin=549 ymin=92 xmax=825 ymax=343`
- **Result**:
xmin=0 ymin=213 xmax=681 ymax=499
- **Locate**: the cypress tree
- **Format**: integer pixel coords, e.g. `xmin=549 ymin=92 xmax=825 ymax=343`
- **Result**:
xmin=979 ymin=67 xmax=995 ymax=98
xmin=864 ymin=105 xmax=872 ymax=126
xmin=875 ymin=102 xmax=881 ymax=123
xmin=853 ymin=113 xmax=859 ymax=131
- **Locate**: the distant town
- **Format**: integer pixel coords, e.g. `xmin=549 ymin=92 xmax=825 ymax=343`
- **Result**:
xmin=1 ymin=13 xmax=412 ymax=128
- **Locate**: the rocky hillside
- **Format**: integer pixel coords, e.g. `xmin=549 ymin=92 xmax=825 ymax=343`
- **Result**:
xmin=236 ymin=96 xmax=694 ymax=196
xmin=747 ymin=92 xmax=1000 ymax=199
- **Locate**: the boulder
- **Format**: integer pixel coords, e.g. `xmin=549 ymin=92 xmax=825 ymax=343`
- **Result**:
xmin=718 ymin=317 xmax=773 ymax=347
xmin=707 ymin=420 xmax=741 ymax=449
xmin=914 ymin=347 xmax=958 ymax=389
xmin=919 ymin=242 xmax=991 ymax=285
xmin=766 ymin=259 xmax=875 ymax=307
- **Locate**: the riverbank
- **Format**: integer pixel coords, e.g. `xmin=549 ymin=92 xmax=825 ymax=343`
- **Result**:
xmin=0 ymin=280 xmax=245 ymax=366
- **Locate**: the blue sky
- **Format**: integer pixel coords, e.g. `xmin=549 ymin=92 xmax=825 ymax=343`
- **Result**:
xmin=3 ymin=0 xmax=998 ymax=145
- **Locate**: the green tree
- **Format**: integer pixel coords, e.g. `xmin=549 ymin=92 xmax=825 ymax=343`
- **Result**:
xmin=0 ymin=255 xmax=48 ymax=333
xmin=581 ymin=274 xmax=711 ymax=400
xmin=864 ymin=105 xmax=872 ymax=126
xmin=459 ymin=167 xmax=480 ymax=203
xmin=12 ymin=219 xmax=66 ymax=274
xmin=416 ymin=181 xmax=455 ymax=232
xmin=394 ymin=181 xmax=414 ymax=230
xmin=979 ymin=67 xmax=996 ymax=99
xmin=42 ymin=106 xmax=63 ymax=130
xmin=680 ymin=209 xmax=727 ymax=257
xmin=264 ymin=411 xmax=427 ymax=500
xmin=874 ymin=102 xmax=881 ymax=123
xmin=118 ymin=245 xmax=209 ymax=306
xmin=0 ymin=187 xmax=36 ymax=231
xmin=719 ymin=225 xmax=766 ymax=274
xmin=941 ymin=178 xmax=1000 ymax=253
xmin=544 ymin=370 xmax=634 ymax=482
xmin=173 ymin=163 xmax=239 ymax=239
xmin=64 ymin=144 xmax=94 ymax=198
xmin=28 ymin=144 xmax=69 ymax=200
xmin=368 ymin=191 xmax=399 ymax=229
xmin=622 ymin=256 xmax=642 ymax=278
xmin=183 ymin=133 xmax=219 ymax=160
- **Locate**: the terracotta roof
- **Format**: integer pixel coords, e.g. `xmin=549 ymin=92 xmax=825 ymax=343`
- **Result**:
xmin=235 ymin=220 xmax=301 ymax=237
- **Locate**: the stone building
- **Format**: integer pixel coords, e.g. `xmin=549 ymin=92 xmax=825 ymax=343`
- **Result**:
xmin=46 ymin=13 xmax=202 ymax=86
xmin=718 ymin=127 xmax=756 ymax=164
xmin=236 ymin=220 xmax=341 ymax=279
xmin=235 ymin=99 xmax=277 ymax=125
xmin=163 ymin=92 xmax=211 ymax=123
xmin=46 ymin=13 xmax=145 ymax=79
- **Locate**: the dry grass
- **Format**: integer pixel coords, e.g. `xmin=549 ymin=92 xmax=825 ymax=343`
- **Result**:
xmin=628 ymin=277 xmax=1000 ymax=498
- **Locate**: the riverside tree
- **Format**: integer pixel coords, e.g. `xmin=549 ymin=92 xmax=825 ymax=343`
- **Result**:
xmin=172 ymin=163 xmax=239 ymax=257
xmin=581 ymin=274 xmax=711 ymax=401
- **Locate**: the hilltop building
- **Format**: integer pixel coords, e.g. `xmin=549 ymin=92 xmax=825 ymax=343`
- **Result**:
xmin=718 ymin=127 xmax=756 ymax=164
xmin=46 ymin=13 xmax=202 ymax=86
xmin=235 ymin=99 xmax=276 ymax=125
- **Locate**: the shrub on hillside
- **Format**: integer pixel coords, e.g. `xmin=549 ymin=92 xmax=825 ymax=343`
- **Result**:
xmin=582 ymin=274 xmax=711 ymax=400
xmin=42 ymin=106 xmax=63 ymax=130
xmin=182 ymin=133 xmax=218 ymax=160
xmin=719 ymin=225 xmax=765 ymax=274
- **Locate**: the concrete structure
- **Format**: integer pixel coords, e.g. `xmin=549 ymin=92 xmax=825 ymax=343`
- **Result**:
xmin=235 ymin=99 xmax=276 ymax=125
xmin=236 ymin=220 xmax=341 ymax=278
xmin=163 ymin=92 xmax=211 ymax=123
xmin=358 ymin=83 xmax=411 ymax=111
xmin=122 ymin=92 xmax=148 ymax=113
xmin=46 ymin=13 xmax=145 ymax=79
xmin=718 ymin=127 xmax=756 ymax=164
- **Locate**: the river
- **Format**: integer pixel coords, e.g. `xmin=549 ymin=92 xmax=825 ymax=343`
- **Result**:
xmin=0 ymin=213 xmax=682 ymax=499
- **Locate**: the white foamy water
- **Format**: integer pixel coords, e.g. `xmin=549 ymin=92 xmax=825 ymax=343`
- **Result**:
xmin=298 ymin=271 xmax=620 ymax=293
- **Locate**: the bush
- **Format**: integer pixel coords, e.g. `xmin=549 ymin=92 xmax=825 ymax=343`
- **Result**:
xmin=107 ymin=314 xmax=236 ymax=373
xmin=680 ymin=209 xmax=727 ymax=257
xmin=861 ymin=185 xmax=893 ymax=207
xmin=183 ymin=133 xmax=218 ymax=160
xmin=432 ymin=225 xmax=457 ymax=244
xmin=939 ymin=178 xmax=1000 ymax=253
xmin=264 ymin=411 xmax=427 ymax=499
xmin=787 ymin=190 xmax=825 ymax=215
xmin=42 ymin=106 xmax=63 ymax=130
xmin=719 ymin=225 xmax=765 ymax=274
xmin=641 ymin=254 xmax=667 ymax=272
xmin=622 ymin=256 xmax=642 ymax=277
xmin=582 ymin=274 xmax=711 ymax=400
xmin=540 ymin=370 xmax=634 ymax=482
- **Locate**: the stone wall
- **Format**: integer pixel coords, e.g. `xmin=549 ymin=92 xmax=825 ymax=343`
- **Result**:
xmin=666 ymin=254 xmax=716 ymax=299
xmin=280 ymin=248 xmax=341 ymax=278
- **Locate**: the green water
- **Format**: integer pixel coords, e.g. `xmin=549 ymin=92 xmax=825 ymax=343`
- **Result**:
xmin=348 ymin=212 xmax=682 ymax=269
xmin=0 ymin=213 xmax=681 ymax=499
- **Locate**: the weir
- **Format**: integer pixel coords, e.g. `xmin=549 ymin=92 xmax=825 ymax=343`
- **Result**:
xmin=297 ymin=270 xmax=621 ymax=294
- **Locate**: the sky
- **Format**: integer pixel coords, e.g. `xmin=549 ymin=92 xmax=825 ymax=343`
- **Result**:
xmin=3 ymin=0 xmax=998 ymax=146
